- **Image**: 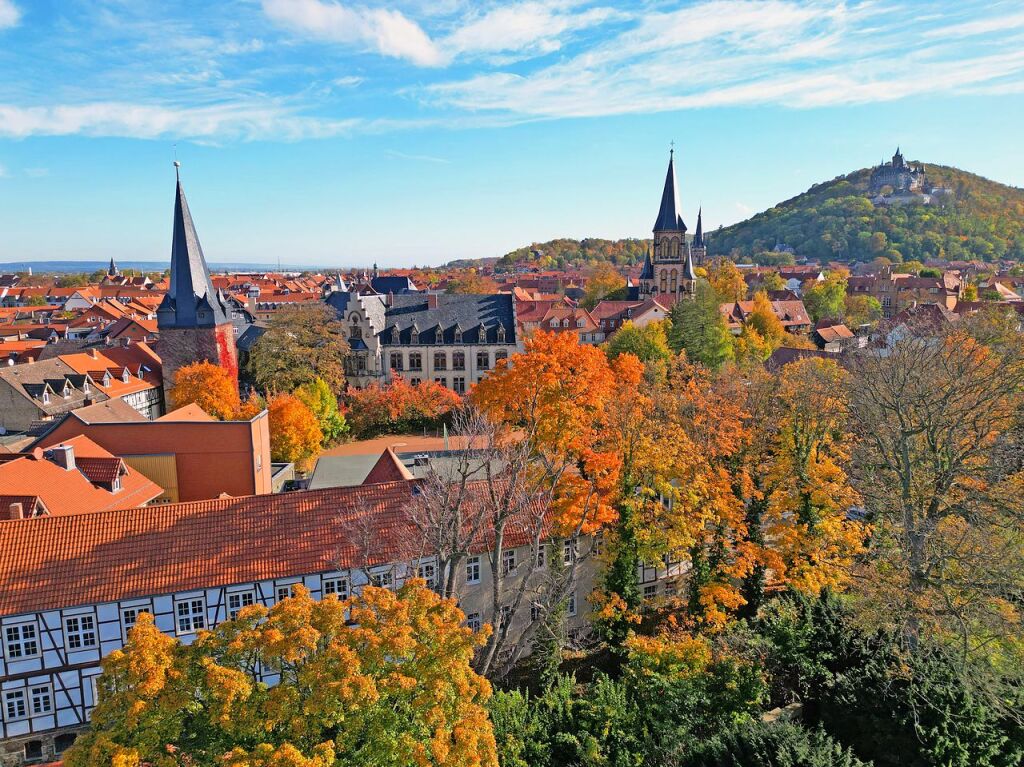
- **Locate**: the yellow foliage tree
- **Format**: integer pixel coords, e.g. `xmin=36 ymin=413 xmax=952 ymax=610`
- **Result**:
xmin=707 ymin=258 xmax=748 ymax=303
xmin=65 ymin=582 xmax=498 ymax=767
xmin=268 ymin=393 xmax=323 ymax=471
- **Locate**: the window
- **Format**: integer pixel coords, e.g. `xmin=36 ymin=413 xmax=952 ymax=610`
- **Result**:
xmin=410 ymin=377 xmax=421 ymax=386
xmin=276 ymin=585 xmax=296 ymax=602
xmin=549 ymin=319 xmax=558 ymax=328
xmin=322 ymin=577 xmax=349 ymax=599
xmin=24 ymin=741 xmax=43 ymax=761
xmin=643 ymin=584 xmax=658 ymax=600
xmin=121 ymin=606 xmax=148 ymax=638
xmin=54 ymin=734 xmax=76 ymax=755
xmin=30 ymin=684 xmax=52 ymax=715
xmin=453 ymin=376 xmax=466 ymax=395
xmin=466 ymin=556 xmax=481 ymax=584
xmin=476 ymin=351 xmax=489 ymax=370
xmin=62 ymin=385 xmax=71 ymax=399
xmin=563 ymin=539 xmax=578 ymax=565
xmin=350 ymin=324 xmax=362 ymax=341
xmin=175 ymin=598 xmax=206 ymax=634
xmin=5 ymin=622 xmax=39 ymax=659
xmin=502 ymin=549 xmax=517 ymax=575
xmin=409 ymin=352 xmax=422 ymax=371
xmin=417 ymin=563 xmax=436 ymax=587
xmin=466 ymin=613 xmax=482 ymax=632
xmin=499 ymin=605 xmax=512 ymax=627
xmin=409 ymin=327 xmax=419 ymax=344
xmin=227 ymin=591 xmax=255 ymax=619
xmin=576 ymin=318 xmax=584 ymax=328
xmin=434 ymin=377 xmax=446 ymax=387
xmin=496 ymin=325 xmax=506 ymax=342
xmin=42 ymin=390 xmax=50 ymax=405
xmin=453 ymin=351 xmax=465 ymax=370
xmin=567 ymin=591 xmax=577 ymax=617
xmin=433 ymin=351 xmax=447 ymax=370
xmin=111 ymin=475 xmax=121 ymax=492
xmin=536 ymin=544 xmax=547 ymax=568
xmin=454 ymin=328 xmax=463 ymax=343
xmin=562 ymin=318 xmax=569 ymax=328
xmin=495 ymin=350 xmax=508 ymax=364
xmin=370 ymin=571 xmax=394 ymax=589
xmin=435 ymin=327 xmax=444 ymax=344
xmin=389 ymin=352 xmax=403 ymax=371
xmin=531 ymin=603 xmax=542 ymax=621
xmin=4 ymin=689 xmax=26 ymax=720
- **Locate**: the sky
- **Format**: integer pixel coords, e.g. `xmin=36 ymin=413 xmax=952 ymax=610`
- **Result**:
xmin=1 ymin=0 xmax=1023 ymax=268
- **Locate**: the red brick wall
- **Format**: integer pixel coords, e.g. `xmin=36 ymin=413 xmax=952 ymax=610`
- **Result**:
xmin=157 ymin=323 xmax=238 ymax=406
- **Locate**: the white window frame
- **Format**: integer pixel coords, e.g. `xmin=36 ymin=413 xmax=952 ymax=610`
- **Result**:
xmin=466 ymin=613 xmax=482 ymax=632
xmin=120 ymin=605 xmax=149 ymax=641
xmin=3 ymin=689 xmax=27 ymax=721
xmin=466 ymin=555 xmax=481 ymax=585
xmin=30 ymin=683 xmax=53 ymax=716
xmin=276 ymin=584 xmax=297 ymax=603
xmin=369 ymin=570 xmax=394 ymax=589
xmin=227 ymin=590 xmax=256 ymax=620
xmin=64 ymin=613 xmax=98 ymax=651
xmin=174 ymin=597 xmax=207 ymax=635
xmin=643 ymin=584 xmax=658 ymax=600
xmin=563 ymin=539 xmax=578 ymax=565
xmin=322 ymin=576 xmax=349 ymax=599
xmin=4 ymin=621 xmax=40 ymax=660
xmin=536 ymin=544 xmax=547 ymax=568
xmin=567 ymin=591 xmax=577 ymax=617
xmin=502 ymin=548 xmax=517 ymax=575
xmin=417 ymin=563 xmax=436 ymax=587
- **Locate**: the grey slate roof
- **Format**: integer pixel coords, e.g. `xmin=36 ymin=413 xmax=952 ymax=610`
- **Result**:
xmin=157 ymin=169 xmax=231 ymax=329
xmin=380 ymin=294 xmax=516 ymax=345
xmin=370 ymin=275 xmax=418 ymax=294
xmin=653 ymin=151 xmax=687 ymax=233
xmin=639 ymin=248 xmax=654 ymax=280
xmin=0 ymin=358 xmax=108 ymax=419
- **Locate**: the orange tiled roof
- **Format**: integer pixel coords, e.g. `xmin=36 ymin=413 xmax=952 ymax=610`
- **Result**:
xmin=0 ymin=480 xmax=546 ymax=616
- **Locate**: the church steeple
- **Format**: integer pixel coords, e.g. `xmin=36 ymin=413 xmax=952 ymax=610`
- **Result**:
xmin=107 ymin=257 xmax=119 ymax=277
xmin=157 ymin=163 xmax=230 ymax=329
xmin=653 ymin=149 xmax=687 ymax=233
xmin=693 ymin=207 xmax=704 ymax=248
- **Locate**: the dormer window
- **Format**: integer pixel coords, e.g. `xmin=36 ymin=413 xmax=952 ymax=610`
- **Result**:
xmin=496 ymin=324 xmax=506 ymax=342
xmin=103 ymin=373 xmax=112 ymax=387
xmin=435 ymin=326 xmax=444 ymax=344
xmin=42 ymin=390 xmax=50 ymax=405
xmin=111 ymin=475 xmax=121 ymax=492
xmin=550 ymin=319 xmax=558 ymax=329
xmin=409 ymin=326 xmax=419 ymax=344
xmin=62 ymin=385 xmax=71 ymax=399
xmin=122 ymin=369 xmax=130 ymax=383
xmin=562 ymin=319 xmax=569 ymax=328
xmin=83 ymin=381 xmax=91 ymax=394
xmin=576 ymin=318 xmax=584 ymax=328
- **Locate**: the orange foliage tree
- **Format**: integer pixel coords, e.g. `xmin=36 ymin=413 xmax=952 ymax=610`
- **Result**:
xmin=168 ymin=361 xmax=241 ymax=420
xmin=345 ymin=377 xmax=462 ymax=439
xmin=268 ymin=393 xmax=323 ymax=471
xmin=65 ymin=582 xmax=497 ymax=767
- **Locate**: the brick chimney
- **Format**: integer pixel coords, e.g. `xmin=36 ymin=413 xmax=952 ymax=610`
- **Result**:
xmin=8 ymin=502 xmax=23 ymax=520
xmin=47 ymin=444 xmax=76 ymax=471
xmin=427 ymin=294 xmax=438 ymax=309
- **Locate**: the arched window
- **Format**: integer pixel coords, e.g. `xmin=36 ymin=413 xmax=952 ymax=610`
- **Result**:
xmin=453 ymin=351 xmax=466 ymax=370
xmin=434 ymin=351 xmax=447 ymax=370
xmin=670 ymin=269 xmax=678 ymax=294
xmin=409 ymin=352 xmax=422 ymax=371
xmin=389 ymin=352 xmax=403 ymax=371
xmin=659 ymin=271 xmax=668 ymax=292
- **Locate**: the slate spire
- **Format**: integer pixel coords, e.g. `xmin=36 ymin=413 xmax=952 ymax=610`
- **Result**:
xmin=653 ymin=148 xmax=687 ymax=233
xmin=157 ymin=163 xmax=230 ymax=329
xmin=107 ymin=258 xmax=118 ymax=277
xmin=693 ymin=206 xmax=704 ymax=248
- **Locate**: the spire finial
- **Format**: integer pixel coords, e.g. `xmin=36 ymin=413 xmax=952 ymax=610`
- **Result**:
xmin=173 ymin=159 xmax=181 ymax=180
xmin=669 ymin=140 xmax=674 ymax=158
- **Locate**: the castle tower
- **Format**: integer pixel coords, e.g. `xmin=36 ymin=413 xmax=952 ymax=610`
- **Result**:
xmin=639 ymin=149 xmax=696 ymax=301
xmin=156 ymin=163 xmax=238 ymax=407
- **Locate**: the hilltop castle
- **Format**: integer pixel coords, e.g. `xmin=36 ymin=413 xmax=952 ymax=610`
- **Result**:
xmin=869 ymin=148 xmax=926 ymax=194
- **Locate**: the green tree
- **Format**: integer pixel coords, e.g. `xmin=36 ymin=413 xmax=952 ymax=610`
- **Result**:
xmin=669 ymin=279 xmax=734 ymax=370
xmin=605 ymin=320 xmax=672 ymax=381
xmin=295 ymin=377 xmax=348 ymax=446
xmin=689 ymin=722 xmax=871 ymax=767
xmin=246 ymin=304 xmax=349 ymax=394
xmin=842 ymin=294 xmax=882 ymax=328
xmin=802 ymin=273 xmax=848 ymax=323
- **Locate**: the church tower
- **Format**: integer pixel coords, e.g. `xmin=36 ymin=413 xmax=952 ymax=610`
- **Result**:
xmin=156 ymin=164 xmax=238 ymax=406
xmin=639 ymin=150 xmax=698 ymax=300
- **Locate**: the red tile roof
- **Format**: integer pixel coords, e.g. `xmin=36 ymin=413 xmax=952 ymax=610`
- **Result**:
xmin=0 ymin=480 xmax=546 ymax=616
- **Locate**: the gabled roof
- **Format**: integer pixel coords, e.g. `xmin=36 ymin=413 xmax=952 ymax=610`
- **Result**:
xmin=653 ymin=150 xmax=687 ymax=233
xmin=157 ymin=168 xmax=231 ymax=329
xmin=363 ymin=447 xmax=415 ymax=484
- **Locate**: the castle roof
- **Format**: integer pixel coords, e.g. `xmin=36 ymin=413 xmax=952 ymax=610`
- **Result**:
xmin=157 ymin=166 xmax=231 ymax=329
xmin=653 ymin=150 xmax=687 ymax=233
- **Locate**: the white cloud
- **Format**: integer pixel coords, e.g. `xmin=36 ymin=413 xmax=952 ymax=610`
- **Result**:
xmin=923 ymin=10 xmax=1024 ymax=39
xmin=0 ymin=0 xmax=19 ymax=30
xmin=0 ymin=101 xmax=362 ymax=141
xmin=261 ymin=0 xmax=443 ymax=66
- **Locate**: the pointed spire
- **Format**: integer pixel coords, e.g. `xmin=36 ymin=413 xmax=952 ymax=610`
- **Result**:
xmin=107 ymin=257 xmax=118 ymax=277
xmin=693 ymin=207 xmax=704 ymax=248
xmin=639 ymin=246 xmax=654 ymax=280
xmin=653 ymin=149 xmax=687 ymax=233
xmin=683 ymin=246 xmax=697 ymax=283
xmin=157 ymin=164 xmax=229 ymax=329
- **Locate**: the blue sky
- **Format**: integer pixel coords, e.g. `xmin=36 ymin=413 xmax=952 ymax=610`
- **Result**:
xmin=1 ymin=0 xmax=1023 ymax=267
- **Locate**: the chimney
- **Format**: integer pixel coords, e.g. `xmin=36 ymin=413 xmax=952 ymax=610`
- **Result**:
xmin=387 ymin=291 xmax=394 ymax=307
xmin=8 ymin=502 xmax=23 ymax=520
xmin=89 ymin=348 xmax=99 ymax=359
xmin=47 ymin=444 xmax=76 ymax=471
xmin=427 ymin=294 xmax=438 ymax=309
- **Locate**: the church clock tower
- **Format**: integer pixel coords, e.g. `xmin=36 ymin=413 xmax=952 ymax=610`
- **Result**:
xmin=638 ymin=150 xmax=698 ymax=301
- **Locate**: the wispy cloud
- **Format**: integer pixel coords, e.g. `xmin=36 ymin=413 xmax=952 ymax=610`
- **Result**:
xmin=0 ymin=162 xmax=8 ymax=178
xmin=261 ymin=0 xmax=444 ymax=66
xmin=384 ymin=148 xmax=450 ymax=163
xmin=0 ymin=0 xmax=19 ymax=30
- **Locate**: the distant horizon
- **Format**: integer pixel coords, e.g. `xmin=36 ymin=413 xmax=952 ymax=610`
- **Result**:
xmin=2 ymin=1 xmax=1023 ymax=266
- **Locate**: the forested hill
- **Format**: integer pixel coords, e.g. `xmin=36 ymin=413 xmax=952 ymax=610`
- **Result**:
xmin=496 ymin=238 xmax=650 ymax=270
xmin=483 ymin=164 xmax=1024 ymax=271
xmin=707 ymin=164 xmax=1024 ymax=264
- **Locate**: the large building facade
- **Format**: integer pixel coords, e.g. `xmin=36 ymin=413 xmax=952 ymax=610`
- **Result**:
xmin=329 ymin=291 xmax=521 ymax=390
xmin=156 ymin=165 xmax=239 ymax=406
xmin=636 ymin=151 xmax=706 ymax=302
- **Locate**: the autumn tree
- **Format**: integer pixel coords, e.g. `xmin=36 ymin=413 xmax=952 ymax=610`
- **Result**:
xmin=268 ymin=393 xmax=323 ymax=471
xmin=668 ymin=279 xmax=734 ymax=371
xmin=246 ymin=304 xmax=349 ymax=394
xmin=847 ymin=324 xmax=1024 ymax=711
xmin=346 ymin=377 xmax=462 ymax=439
xmin=843 ymin=293 xmax=883 ymax=328
xmin=582 ymin=262 xmax=625 ymax=309
xmin=447 ymin=271 xmax=499 ymax=294
xmin=295 ymin=377 xmax=348 ymax=446
xmin=604 ymin=320 xmax=672 ymax=382
xmin=66 ymin=583 xmax=498 ymax=767
xmin=707 ymin=257 xmax=748 ymax=303
xmin=168 ymin=360 xmax=240 ymax=419
xmin=759 ymin=271 xmax=787 ymax=292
